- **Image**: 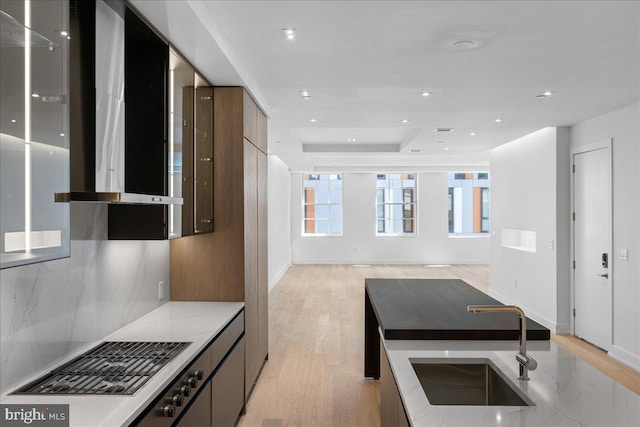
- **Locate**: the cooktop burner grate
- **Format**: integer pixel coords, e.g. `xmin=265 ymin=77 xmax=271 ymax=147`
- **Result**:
xmin=13 ymin=341 xmax=190 ymax=395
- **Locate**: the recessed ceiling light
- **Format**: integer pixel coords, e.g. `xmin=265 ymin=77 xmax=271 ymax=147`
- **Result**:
xmin=401 ymin=119 xmax=410 ymax=123
xmin=347 ymin=138 xmax=357 ymax=142
xmin=300 ymin=90 xmax=311 ymax=99
xmin=495 ymin=118 xmax=502 ymax=123
xmin=11 ymin=119 xmax=16 ymax=123
xmin=282 ymin=28 xmax=296 ymax=40
xmin=470 ymin=132 xmax=476 ymax=136
xmin=420 ymin=92 xmax=431 ymax=97
xmin=410 ymin=149 xmax=422 ymax=153
xmin=60 ymin=30 xmax=68 ymax=37
xmin=537 ymin=90 xmax=554 ymax=98
xmin=444 ymin=147 xmax=449 ymax=151
xmin=309 ymin=118 xmax=317 ymax=123
xmin=31 ymin=93 xmax=39 ymax=98
xmin=59 ymin=133 xmax=65 ymax=137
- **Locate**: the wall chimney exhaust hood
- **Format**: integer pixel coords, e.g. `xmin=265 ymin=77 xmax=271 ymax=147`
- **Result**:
xmin=55 ymin=0 xmax=181 ymax=206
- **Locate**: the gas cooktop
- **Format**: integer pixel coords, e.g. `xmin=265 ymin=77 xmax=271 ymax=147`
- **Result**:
xmin=13 ymin=341 xmax=190 ymax=395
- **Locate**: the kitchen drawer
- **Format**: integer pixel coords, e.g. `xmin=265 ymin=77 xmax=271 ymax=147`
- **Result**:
xmin=212 ymin=336 xmax=245 ymax=427
xmin=211 ymin=311 xmax=244 ymax=370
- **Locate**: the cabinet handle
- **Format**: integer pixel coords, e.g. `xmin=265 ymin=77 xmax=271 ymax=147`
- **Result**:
xmin=200 ymin=157 xmax=212 ymax=162
xmin=200 ymin=96 xmax=213 ymax=100
xmin=200 ymin=219 xmax=212 ymax=224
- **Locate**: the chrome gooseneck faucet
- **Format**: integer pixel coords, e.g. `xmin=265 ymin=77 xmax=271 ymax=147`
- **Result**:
xmin=467 ymin=305 xmax=538 ymax=380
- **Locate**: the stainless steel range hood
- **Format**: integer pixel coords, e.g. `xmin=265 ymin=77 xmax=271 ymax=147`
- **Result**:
xmin=55 ymin=0 xmax=181 ymax=205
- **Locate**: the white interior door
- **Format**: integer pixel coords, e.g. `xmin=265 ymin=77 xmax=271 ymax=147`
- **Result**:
xmin=573 ymin=145 xmax=612 ymax=351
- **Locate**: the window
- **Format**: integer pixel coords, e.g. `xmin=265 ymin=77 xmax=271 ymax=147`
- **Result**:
xmin=376 ymin=173 xmax=416 ymax=235
xmin=448 ymin=172 xmax=490 ymax=235
xmin=302 ymin=174 xmax=343 ymax=235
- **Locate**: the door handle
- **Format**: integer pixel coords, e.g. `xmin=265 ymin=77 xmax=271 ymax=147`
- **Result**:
xmin=596 ymin=273 xmax=609 ymax=278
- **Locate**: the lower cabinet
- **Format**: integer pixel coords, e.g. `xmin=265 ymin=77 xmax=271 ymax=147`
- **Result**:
xmin=212 ymin=337 xmax=245 ymax=427
xmin=380 ymin=339 xmax=410 ymax=427
xmin=133 ymin=311 xmax=245 ymax=427
xmin=177 ymin=382 xmax=211 ymax=427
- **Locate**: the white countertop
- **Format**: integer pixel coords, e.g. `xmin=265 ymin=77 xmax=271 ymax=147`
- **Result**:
xmin=0 ymin=301 xmax=244 ymax=427
xmin=383 ymin=337 xmax=640 ymax=426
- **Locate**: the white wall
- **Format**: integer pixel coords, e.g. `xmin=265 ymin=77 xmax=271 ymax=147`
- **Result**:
xmin=571 ymin=102 xmax=640 ymax=370
xmin=290 ymin=172 xmax=490 ymax=265
xmin=489 ymin=127 xmax=571 ymax=334
xmin=267 ymin=155 xmax=291 ymax=290
xmin=0 ymin=204 xmax=170 ymax=394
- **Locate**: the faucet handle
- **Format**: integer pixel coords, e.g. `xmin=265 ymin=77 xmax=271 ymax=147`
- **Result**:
xmin=516 ymin=353 xmax=537 ymax=371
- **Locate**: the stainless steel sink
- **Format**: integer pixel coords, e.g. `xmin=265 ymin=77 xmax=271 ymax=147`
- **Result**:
xmin=410 ymin=358 xmax=534 ymax=406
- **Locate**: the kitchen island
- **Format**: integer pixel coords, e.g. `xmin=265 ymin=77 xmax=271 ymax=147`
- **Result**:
xmin=0 ymin=302 xmax=244 ymax=426
xmin=365 ymin=279 xmax=550 ymax=378
xmin=382 ymin=337 xmax=640 ymax=426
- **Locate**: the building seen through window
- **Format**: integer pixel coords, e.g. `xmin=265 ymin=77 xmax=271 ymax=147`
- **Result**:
xmin=302 ymin=174 xmax=343 ymax=235
xmin=376 ymin=173 xmax=416 ymax=235
xmin=448 ymin=172 xmax=489 ymax=235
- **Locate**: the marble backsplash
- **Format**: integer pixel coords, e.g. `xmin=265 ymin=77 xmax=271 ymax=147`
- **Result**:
xmin=0 ymin=204 xmax=170 ymax=394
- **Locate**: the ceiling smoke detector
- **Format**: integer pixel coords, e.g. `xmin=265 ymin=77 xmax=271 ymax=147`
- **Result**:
xmin=453 ymin=40 xmax=475 ymax=49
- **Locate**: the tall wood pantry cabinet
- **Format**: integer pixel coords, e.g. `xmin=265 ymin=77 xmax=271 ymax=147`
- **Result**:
xmin=170 ymin=87 xmax=268 ymax=402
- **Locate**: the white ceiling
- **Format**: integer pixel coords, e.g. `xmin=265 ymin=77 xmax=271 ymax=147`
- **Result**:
xmin=133 ymin=0 xmax=640 ymax=172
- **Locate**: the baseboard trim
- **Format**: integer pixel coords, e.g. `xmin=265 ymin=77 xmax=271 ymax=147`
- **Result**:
xmin=290 ymin=259 xmax=489 ymax=265
xmin=609 ymin=345 xmax=640 ymax=372
xmin=268 ymin=264 xmax=290 ymax=292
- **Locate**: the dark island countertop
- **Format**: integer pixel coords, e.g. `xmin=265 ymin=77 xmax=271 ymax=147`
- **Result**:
xmin=364 ymin=278 xmax=550 ymax=378
xmin=366 ymin=278 xmax=550 ymax=340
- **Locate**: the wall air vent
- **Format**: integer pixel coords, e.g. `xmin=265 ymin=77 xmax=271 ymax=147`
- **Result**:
xmin=435 ymin=128 xmax=455 ymax=133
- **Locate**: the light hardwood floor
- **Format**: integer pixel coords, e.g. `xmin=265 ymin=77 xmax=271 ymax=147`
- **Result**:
xmin=238 ymin=264 xmax=640 ymax=427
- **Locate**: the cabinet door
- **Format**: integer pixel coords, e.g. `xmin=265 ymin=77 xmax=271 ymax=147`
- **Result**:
xmin=243 ymin=139 xmax=259 ymax=399
xmin=212 ymin=337 xmax=245 ymax=427
xmin=256 ymin=108 xmax=268 ymax=154
xmin=257 ymin=151 xmax=269 ymax=361
xmin=243 ymin=91 xmax=258 ymax=144
xmin=380 ymin=340 xmax=400 ymax=427
xmin=194 ymin=86 xmax=213 ymax=233
xmin=176 ymin=382 xmax=211 ymax=427
xmin=180 ymin=85 xmax=194 ymax=236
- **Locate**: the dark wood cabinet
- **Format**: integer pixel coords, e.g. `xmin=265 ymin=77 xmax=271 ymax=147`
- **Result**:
xmin=380 ymin=339 xmax=410 ymax=427
xmin=211 ymin=337 xmax=245 ymax=426
xmin=171 ymin=87 xmax=268 ymax=402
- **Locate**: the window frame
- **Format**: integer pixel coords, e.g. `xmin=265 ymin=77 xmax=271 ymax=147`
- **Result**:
xmin=447 ymin=172 xmax=490 ymax=237
xmin=301 ymin=173 xmax=344 ymax=237
xmin=375 ymin=173 xmax=418 ymax=237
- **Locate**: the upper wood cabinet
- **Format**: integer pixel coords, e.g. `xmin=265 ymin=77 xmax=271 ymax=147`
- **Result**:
xmin=170 ymin=87 xmax=268 ymax=403
xmin=242 ymin=91 xmax=267 ymax=154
